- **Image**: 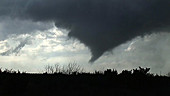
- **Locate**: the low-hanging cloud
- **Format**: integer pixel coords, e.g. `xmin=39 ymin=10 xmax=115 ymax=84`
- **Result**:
xmin=0 ymin=0 xmax=170 ymax=62
xmin=0 ymin=37 xmax=32 ymax=56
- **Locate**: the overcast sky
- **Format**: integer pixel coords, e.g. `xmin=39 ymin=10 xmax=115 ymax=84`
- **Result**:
xmin=0 ymin=0 xmax=170 ymax=74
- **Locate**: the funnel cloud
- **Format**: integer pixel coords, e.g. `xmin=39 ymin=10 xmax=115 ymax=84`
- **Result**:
xmin=0 ymin=0 xmax=170 ymax=62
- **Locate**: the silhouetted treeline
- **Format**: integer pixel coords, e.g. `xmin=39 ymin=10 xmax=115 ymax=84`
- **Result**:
xmin=0 ymin=67 xmax=170 ymax=96
xmin=0 ymin=66 xmax=162 ymax=77
xmin=0 ymin=68 xmax=26 ymax=74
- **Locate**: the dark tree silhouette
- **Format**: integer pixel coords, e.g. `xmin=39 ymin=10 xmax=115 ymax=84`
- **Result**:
xmin=104 ymin=69 xmax=118 ymax=76
xmin=120 ymin=70 xmax=132 ymax=76
xmin=133 ymin=67 xmax=151 ymax=77
xmin=0 ymin=66 xmax=170 ymax=96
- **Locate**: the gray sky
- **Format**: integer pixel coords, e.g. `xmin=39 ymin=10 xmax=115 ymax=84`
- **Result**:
xmin=0 ymin=0 xmax=170 ymax=75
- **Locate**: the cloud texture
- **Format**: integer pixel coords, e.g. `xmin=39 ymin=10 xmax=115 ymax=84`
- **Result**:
xmin=0 ymin=0 xmax=170 ymax=62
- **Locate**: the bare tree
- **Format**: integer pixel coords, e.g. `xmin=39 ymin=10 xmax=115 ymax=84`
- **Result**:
xmin=44 ymin=64 xmax=54 ymax=74
xmin=65 ymin=62 xmax=84 ymax=74
xmin=45 ymin=64 xmax=50 ymax=73
xmin=44 ymin=62 xmax=83 ymax=74
xmin=54 ymin=63 xmax=61 ymax=73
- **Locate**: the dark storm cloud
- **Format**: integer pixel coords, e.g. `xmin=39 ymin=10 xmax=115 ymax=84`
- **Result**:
xmin=0 ymin=0 xmax=170 ymax=62
xmin=0 ymin=17 xmax=53 ymax=40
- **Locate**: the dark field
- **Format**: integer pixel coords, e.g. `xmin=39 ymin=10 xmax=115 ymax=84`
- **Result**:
xmin=0 ymin=68 xmax=170 ymax=96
